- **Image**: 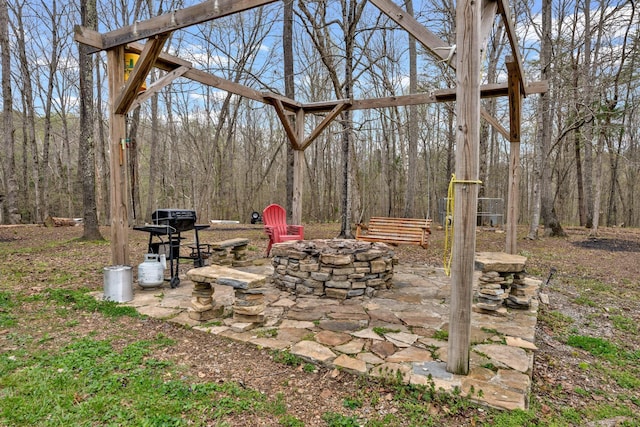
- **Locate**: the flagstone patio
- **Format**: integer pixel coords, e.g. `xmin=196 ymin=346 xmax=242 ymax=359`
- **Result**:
xmin=98 ymin=257 xmax=541 ymax=411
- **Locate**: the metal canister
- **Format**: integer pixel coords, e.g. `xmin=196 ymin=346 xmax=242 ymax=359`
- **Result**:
xmin=103 ymin=265 xmax=133 ymax=302
xmin=137 ymin=254 xmax=164 ymax=288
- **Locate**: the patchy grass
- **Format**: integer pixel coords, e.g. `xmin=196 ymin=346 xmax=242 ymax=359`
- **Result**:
xmin=566 ymin=335 xmax=620 ymax=359
xmin=611 ymin=314 xmax=638 ymax=334
xmin=0 ymin=291 xmax=17 ymax=328
xmin=46 ymin=288 xmax=142 ymax=318
xmin=0 ymin=336 xmax=290 ymax=426
xmin=539 ymin=309 xmax=574 ymax=335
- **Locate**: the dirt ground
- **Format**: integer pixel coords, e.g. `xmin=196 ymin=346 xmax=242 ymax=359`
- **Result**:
xmin=1 ymin=223 xmax=639 ymax=425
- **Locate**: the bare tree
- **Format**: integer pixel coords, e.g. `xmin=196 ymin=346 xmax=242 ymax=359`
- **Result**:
xmin=10 ymin=0 xmax=40 ymax=221
xmin=78 ymin=0 xmax=102 ymax=239
xmin=0 ymin=0 xmax=20 ymax=224
xmin=298 ymin=0 xmax=366 ymax=237
xmin=589 ymin=1 xmax=634 ymax=236
xmin=403 ymin=0 xmax=418 ymax=218
xmin=284 ymin=0 xmax=295 ymax=220
xmin=539 ymin=0 xmax=566 ymax=237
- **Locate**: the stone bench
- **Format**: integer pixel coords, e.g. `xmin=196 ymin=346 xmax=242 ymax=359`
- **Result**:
xmin=186 ymin=265 xmax=266 ymax=326
xmin=202 ymin=238 xmax=251 ymax=266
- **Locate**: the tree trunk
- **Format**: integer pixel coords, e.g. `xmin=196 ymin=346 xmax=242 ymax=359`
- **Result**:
xmin=403 ymin=0 xmax=417 ymax=218
xmin=574 ymin=131 xmax=587 ymax=226
xmin=145 ymin=77 xmax=159 ymax=222
xmin=95 ymin=54 xmax=110 ymax=225
xmin=128 ymin=106 xmax=142 ymax=224
xmin=337 ymin=0 xmax=364 ymax=238
xmin=526 ymin=113 xmax=541 ymax=240
xmin=0 ymin=0 xmax=20 ymax=224
xmin=582 ymin=0 xmax=595 ymax=229
xmin=539 ymin=0 xmax=565 ymax=237
xmin=12 ymin=3 xmax=40 ymax=222
xmin=284 ymin=0 xmax=295 ymax=222
xmin=78 ymin=0 xmax=103 ymax=240
xmin=590 ymin=131 xmax=605 ymax=236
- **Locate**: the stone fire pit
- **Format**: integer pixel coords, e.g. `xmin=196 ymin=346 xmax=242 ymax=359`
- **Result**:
xmin=270 ymin=239 xmax=395 ymax=299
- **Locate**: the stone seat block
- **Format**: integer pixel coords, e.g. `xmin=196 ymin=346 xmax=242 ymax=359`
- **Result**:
xmin=210 ymin=238 xmax=250 ymax=250
xmin=187 ymin=265 xmax=266 ymax=289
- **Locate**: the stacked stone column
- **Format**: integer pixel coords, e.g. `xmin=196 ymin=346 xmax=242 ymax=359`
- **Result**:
xmin=186 ymin=266 xmax=266 ymax=328
xmin=207 ymin=238 xmax=251 ymax=266
xmin=216 ymin=277 xmax=266 ymax=325
xmin=474 ymin=252 xmax=536 ymax=314
xmin=188 ymin=281 xmax=224 ymax=321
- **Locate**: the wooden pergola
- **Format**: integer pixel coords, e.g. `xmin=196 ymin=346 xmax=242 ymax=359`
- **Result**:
xmin=75 ymin=0 xmax=546 ymax=375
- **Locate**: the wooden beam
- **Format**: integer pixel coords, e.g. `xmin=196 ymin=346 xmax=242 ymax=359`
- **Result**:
xmin=497 ymin=0 xmax=527 ymax=93
xmin=262 ymin=92 xmax=303 ymax=111
xmin=369 ymin=0 xmax=455 ymax=64
xmin=350 ymin=93 xmax=436 ymax=110
xmin=300 ymin=102 xmax=350 ymax=150
xmin=126 ymin=41 xmax=191 ymax=68
xmin=524 ymin=79 xmax=549 ymax=96
xmin=505 ymin=59 xmax=522 ymax=255
xmin=107 ymin=46 xmax=129 ymax=265
xmin=115 ymin=34 xmax=170 ymax=114
xmin=127 ymin=42 xmax=283 ymax=106
xmin=507 ymin=59 xmax=522 ymax=141
xmin=266 ymin=97 xmax=301 ymax=150
xmin=481 ymin=0 xmax=499 ymax=51
xmin=74 ymin=25 xmax=103 ymax=50
xmin=308 ymin=82 xmax=544 ymax=112
xmin=83 ymin=32 xmax=548 ymax=116
xmin=81 ymin=0 xmax=278 ymax=53
xmin=448 ymin=0 xmax=482 ymax=376
xmin=480 ymin=109 xmax=509 ymax=140
xmin=184 ymin=68 xmax=266 ymax=103
xmin=129 ymin=65 xmax=189 ymax=111
xmin=436 ymin=83 xmax=510 ymax=101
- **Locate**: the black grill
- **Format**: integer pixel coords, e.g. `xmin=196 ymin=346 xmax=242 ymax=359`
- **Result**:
xmin=134 ymin=209 xmax=208 ymax=288
xmin=151 ymin=209 xmax=197 ymax=232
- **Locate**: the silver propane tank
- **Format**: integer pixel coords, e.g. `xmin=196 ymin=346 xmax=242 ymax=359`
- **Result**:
xmin=137 ymin=253 xmax=165 ymax=288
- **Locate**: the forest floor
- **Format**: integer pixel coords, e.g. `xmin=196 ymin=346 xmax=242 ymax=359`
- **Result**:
xmin=1 ymin=222 xmax=639 ymax=426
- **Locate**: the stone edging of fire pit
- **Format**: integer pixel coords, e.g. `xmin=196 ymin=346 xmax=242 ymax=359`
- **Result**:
xmin=270 ymin=239 xmax=395 ymax=299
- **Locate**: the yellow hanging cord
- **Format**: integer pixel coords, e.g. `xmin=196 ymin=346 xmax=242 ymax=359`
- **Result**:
xmin=443 ymin=174 xmax=483 ymax=276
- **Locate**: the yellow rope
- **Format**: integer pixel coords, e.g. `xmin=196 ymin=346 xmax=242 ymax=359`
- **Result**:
xmin=443 ymin=174 xmax=483 ymax=277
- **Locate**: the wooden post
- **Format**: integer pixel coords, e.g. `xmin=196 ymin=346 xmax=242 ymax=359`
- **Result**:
xmin=505 ymin=58 xmax=521 ymax=254
xmin=291 ymin=108 xmax=304 ymax=225
xmin=447 ymin=0 xmax=481 ymax=375
xmin=107 ymin=47 xmax=130 ymax=265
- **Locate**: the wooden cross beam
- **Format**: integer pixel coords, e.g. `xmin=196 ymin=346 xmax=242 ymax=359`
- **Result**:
xmin=299 ymin=102 xmax=350 ymax=150
xmin=369 ymin=0 xmax=456 ymax=64
xmin=129 ymin=65 xmax=189 ymax=111
xmin=115 ymin=34 xmax=170 ymax=114
xmin=497 ymin=0 xmax=527 ymax=94
xmin=370 ymin=0 xmax=524 ymax=138
xmin=265 ymin=96 xmax=302 ymax=150
xmin=81 ymin=0 xmax=278 ymax=53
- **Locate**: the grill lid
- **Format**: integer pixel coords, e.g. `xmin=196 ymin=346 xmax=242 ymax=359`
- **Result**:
xmin=151 ymin=209 xmax=197 ymax=232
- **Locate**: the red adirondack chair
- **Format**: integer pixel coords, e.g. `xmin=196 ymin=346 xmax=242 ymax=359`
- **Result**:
xmin=262 ymin=204 xmax=304 ymax=256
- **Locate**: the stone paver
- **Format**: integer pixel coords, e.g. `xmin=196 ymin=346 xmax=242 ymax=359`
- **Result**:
xmin=315 ymin=330 xmax=352 ymax=346
xmin=334 ymin=354 xmax=367 ymax=373
xmin=291 ymin=341 xmax=336 ymax=363
xmin=117 ymin=255 xmax=540 ymax=411
xmin=333 ymin=339 xmax=364 ymax=355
